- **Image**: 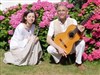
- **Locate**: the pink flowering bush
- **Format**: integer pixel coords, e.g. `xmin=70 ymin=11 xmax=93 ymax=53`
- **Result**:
xmin=0 ymin=15 xmax=5 ymax=20
xmin=0 ymin=4 xmax=22 ymax=50
xmin=78 ymin=0 xmax=100 ymax=61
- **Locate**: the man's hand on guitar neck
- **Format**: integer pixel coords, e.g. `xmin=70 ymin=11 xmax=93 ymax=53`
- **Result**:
xmin=77 ymin=25 xmax=85 ymax=32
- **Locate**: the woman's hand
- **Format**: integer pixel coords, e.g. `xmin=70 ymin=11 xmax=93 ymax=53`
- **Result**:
xmin=33 ymin=35 xmax=39 ymax=44
xmin=28 ymin=34 xmax=39 ymax=43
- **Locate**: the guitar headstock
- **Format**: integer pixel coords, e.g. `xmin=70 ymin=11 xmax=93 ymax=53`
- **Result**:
xmin=80 ymin=6 xmax=100 ymax=25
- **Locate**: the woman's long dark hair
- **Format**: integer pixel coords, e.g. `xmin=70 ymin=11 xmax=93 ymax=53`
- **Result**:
xmin=21 ymin=10 xmax=36 ymax=24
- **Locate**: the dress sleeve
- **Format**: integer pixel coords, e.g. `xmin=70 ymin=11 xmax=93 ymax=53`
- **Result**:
xmin=10 ymin=24 xmax=29 ymax=50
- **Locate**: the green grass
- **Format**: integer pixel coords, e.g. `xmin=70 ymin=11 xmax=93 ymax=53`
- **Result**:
xmin=0 ymin=49 xmax=100 ymax=75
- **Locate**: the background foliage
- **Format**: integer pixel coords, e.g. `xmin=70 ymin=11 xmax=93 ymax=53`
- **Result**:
xmin=0 ymin=0 xmax=100 ymax=61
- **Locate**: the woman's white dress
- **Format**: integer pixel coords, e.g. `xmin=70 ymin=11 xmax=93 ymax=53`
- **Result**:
xmin=3 ymin=23 xmax=42 ymax=66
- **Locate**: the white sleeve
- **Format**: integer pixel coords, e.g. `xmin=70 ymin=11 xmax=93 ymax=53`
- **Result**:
xmin=72 ymin=18 xmax=77 ymax=25
xmin=47 ymin=21 xmax=54 ymax=37
xmin=10 ymin=24 xmax=29 ymax=50
xmin=10 ymin=38 xmax=28 ymax=50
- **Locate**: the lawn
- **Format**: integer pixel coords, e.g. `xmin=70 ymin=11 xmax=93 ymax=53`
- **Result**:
xmin=0 ymin=49 xmax=100 ymax=75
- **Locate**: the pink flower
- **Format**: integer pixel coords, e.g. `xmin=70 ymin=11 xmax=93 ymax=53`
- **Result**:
xmin=9 ymin=9 xmax=26 ymax=28
xmin=39 ymin=20 xmax=49 ymax=28
xmin=82 ymin=3 xmax=89 ymax=9
xmin=81 ymin=10 xmax=85 ymax=14
xmin=89 ymin=39 xmax=95 ymax=44
xmin=38 ymin=0 xmax=41 ymax=2
xmin=35 ymin=13 xmax=39 ymax=17
xmin=21 ymin=4 xmax=28 ymax=8
xmin=87 ymin=54 xmax=93 ymax=61
xmin=95 ymin=14 xmax=100 ymax=19
xmin=92 ymin=32 xmax=100 ymax=38
xmin=5 ymin=5 xmax=18 ymax=13
xmin=91 ymin=14 xmax=100 ymax=20
xmin=92 ymin=49 xmax=100 ymax=60
xmin=96 ymin=42 xmax=100 ymax=47
xmin=0 ymin=16 xmax=5 ymax=20
xmin=58 ymin=2 xmax=74 ymax=8
xmin=78 ymin=14 xmax=83 ymax=16
xmin=79 ymin=0 xmax=100 ymax=61
xmin=83 ymin=52 xmax=88 ymax=61
xmin=94 ymin=0 xmax=100 ymax=6
xmin=39 ymin=21 xmax=45 ymax=28
xmin=42 ymin=16 xmax=48 ymax=21
xmin=8 ymin=30 xmax=13 ymax=35
xmin=43 ymin=11 xmax=54 ymax=21
xmin=85 ymin=45 xmax=89 ymax=51
xmin=8 ymin=40 xmax=11 ymax=44
xmin=9 ymin=6 xmax=18 ymax=10
xmin=93 ymin=25 xmax=100 ymax=32
xmin=85 ymin=24 xmax=94 ymax=29
xmin=84 ymin=20 xmax=94 ymax=29
xmin=66 ymin=4 xmax=74 ymax=8
xmin=87 ymin=0 xmax=93 ymax=3
xmin=83 ymin=37 xmax=91 ymax=42
xmin=93 ymin=23 xmax=99 ymax=29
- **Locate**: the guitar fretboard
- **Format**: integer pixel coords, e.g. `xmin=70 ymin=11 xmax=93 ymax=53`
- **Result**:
xmin=80 ymin=12 xmax=94 ymax=25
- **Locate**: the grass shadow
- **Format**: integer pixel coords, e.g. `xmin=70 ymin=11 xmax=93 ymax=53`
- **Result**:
xmin=49 ymin=53 xmax=76 ymax=65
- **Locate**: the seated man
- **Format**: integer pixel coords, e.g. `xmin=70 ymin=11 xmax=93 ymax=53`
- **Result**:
xmin=46 ymin=4 xmax=85 ymax=70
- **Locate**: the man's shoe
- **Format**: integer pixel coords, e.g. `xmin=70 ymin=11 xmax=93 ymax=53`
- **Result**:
xmin=75 ymin=63 xmax=86 ymax=70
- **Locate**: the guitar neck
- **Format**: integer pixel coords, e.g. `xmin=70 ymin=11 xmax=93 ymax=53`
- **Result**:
xmin=34 ymin=27 xmax=40 ymax=36
xmin=80 ymin=12 xmax=94 ymax=25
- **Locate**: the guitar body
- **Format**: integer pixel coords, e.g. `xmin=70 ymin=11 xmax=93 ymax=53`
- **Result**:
xmin=54 ymin=24 xmax=81 ymax=54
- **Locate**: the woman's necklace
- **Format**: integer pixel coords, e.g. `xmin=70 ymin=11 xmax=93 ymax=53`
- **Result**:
xmin=24 ymin=24 xmax=31 ymax=32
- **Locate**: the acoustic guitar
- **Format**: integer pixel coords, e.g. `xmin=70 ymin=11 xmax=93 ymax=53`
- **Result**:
xmin=54 ymin=7 xmax=99 ymax=54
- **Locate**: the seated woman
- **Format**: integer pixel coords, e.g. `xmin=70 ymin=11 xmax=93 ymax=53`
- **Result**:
xmin=3 ymin=10 xmax=42 ymax=66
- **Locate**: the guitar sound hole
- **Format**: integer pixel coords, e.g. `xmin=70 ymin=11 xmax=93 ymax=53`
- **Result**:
xmin=69 ymin=32 xmax=74 ymax=38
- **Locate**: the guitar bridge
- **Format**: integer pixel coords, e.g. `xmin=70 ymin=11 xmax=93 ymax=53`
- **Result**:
xmin=59 ymin=39 xmax=67 ymax=48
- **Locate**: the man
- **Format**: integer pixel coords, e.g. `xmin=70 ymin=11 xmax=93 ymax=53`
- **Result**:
xmin=46 ymin=5 xmax=85 ymax=70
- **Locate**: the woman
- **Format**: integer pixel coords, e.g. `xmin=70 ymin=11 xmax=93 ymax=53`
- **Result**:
xmin=3 ymin=10 xmax=42 ymax=66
